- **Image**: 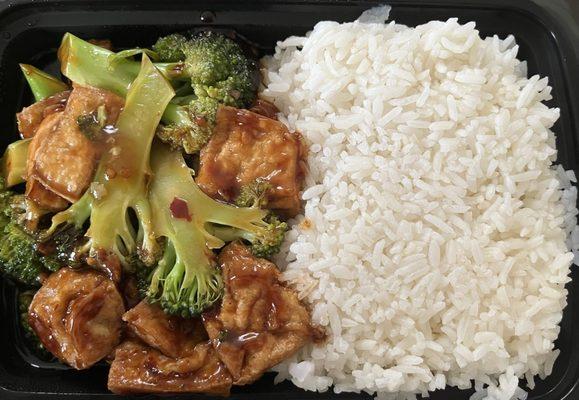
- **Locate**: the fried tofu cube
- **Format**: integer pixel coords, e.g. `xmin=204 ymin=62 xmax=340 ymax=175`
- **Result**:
xmin=202 ymin=242 xmax=315 ymax=385
xmin=29 ymin=85 xmax=123 ymax=202
xmin=16 ymin=90 xmax=70 ymax=138
xmin=197 ymin=106 xmax=307 ymax=218
xmin=107 ymin=340 xmax=232 ymax=395
xmin=123 ymin=300 xmax=207 ymax=358
xmin=28 ymin=268 xmax=125 ymax=369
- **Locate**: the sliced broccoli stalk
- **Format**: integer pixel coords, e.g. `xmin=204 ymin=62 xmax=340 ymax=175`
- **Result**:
xmin=108 ymin=48 xmax=159 ymax=64
xmin=145 ymin=144 xmax=287 ymax=316
xmin=59 ymin=32 xmax=259 ymax=154
xmin=19 ymin=64 xmax=68 ymax=102
xmin=1 ymin=139 xmax=30 ymax=187
xmin=18 ymin=290 xmax=53 ymax=359
xmin=43 ymin=55 xmax=175 ymax=269
xmin=58 ymin=33 xmax=181 ymax=96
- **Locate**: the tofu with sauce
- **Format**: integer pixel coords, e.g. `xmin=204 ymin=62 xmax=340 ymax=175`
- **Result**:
xmin=28 ymin=268 xmax=125 ymax=370
xmin=123 ymin=300 xmax=207 ymax=358
xmin=197 ymin=106 xmax=307 ymax=218
xmin=202 ymin=242 xmax=319 ymax=385
xmin=25 ymin=112 xmax=69 ymax=211
xmin=28 ymin=85 xmax=124 ymax=203
xmin=107 ymin=340 xmax=232 ymax=395
xmin=16 ymin=90 xmax=70 ymax=139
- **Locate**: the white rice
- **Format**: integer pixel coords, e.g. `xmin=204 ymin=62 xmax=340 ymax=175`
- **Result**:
xmin=261 ymin=7 xmax=579 ymax=400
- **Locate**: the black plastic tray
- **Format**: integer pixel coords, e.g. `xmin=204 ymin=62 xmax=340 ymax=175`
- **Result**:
xmin=0 ymin=0 xmax=578 ymax=399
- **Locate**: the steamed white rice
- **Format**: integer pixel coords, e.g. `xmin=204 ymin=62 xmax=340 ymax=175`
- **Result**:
xmin=260 ymin=7 xmax=579 ymax=400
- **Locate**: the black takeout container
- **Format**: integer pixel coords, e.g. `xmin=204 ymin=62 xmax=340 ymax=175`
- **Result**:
xmin=0 ymin=0 xmax=578 ymax=399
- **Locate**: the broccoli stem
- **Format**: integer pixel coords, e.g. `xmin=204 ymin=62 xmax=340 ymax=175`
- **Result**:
xmin=45 ymin=55 xmax=174 ymax=268
xmin=58 ymin=33 xmax=181 ymax=97
xmin=19 ymin=64 xmax=68 ymax=101
xmin=58 ymin=33 xmax=186 ymax=130
xmin=1 ymin=139 xmax=30 ymax=187
xmin=58 ymin=33 xmax=141 ymax=97
xmin=146 ymin=144 xmax=285 ymax=315
xmin=162 ymin=102 xmax=191 ymax=126
xmin=87 ymin=55 xmax=174 ymax=265
xmin=45 ymin=189 xmax=93 ymax=237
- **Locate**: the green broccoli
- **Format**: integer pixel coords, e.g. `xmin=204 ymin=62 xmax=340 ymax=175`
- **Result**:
xmin=154 ymin=31 xmax=259 ymax=153
xmin=207 ymin=214 xmax=287 ymax=259
xmin=19 ymin=64 xmax=68 ymax=102
xmin=144 ymin=144 xmax=287 ymax=317
xmin=0 ymin=182 xmax=60 ymax=285
xmin=152 ymin=33 xmax=188 ymax=62
xmin=156 ymin=96 xmax=219 ymax=154
xmin=58 ymin=32 xmax=259 ymax=154
xmin=42 ymin=55 xmax=175 ymax=271
xmin=207 ymin=179 xmax=288 ymax=258
xmin=234 ymin=179 xmax=272 ymax=208
xmin=18 ymin=290 xmax=52 ymax=359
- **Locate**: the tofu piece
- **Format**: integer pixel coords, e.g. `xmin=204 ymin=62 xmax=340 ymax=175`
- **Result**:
xmin=28 ymin=268 xmax=125 ymax=369
xmin=16 ymin=90 xmax=70 ymax=138
xmin=107 ymin=340 xmax=232 ymax=395
xmin=123 ymin=301 xmax=207 ymax=358
xmin=25 ymin=112 xmax=69 ymax=211
xmin=202 ymin=242 xmax=315 ymax=385
xmin=29 ymin=85 xmax=124 ymax=202
xmin=25 ymin=179 xmax=69 ymax=211
xmin=197 ymin=106 xmax=307 ymax=218
xmin=249 ymin=99 xmax=279 ymax=120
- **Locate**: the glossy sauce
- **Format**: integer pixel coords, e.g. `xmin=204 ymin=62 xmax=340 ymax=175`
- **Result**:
xmin=249 ymin=99 xmax=280 ymax=120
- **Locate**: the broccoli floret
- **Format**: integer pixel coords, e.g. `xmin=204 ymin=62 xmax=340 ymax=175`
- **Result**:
xmin=182 ymin=31 xmax=257 ymax=105
xmin=42 ymin=56 xmax=175 ymax=271
xmin=58 ymin=32 xmax=259 ymax=154
xmin=152 ymin=33 xmax=188 ymax=62
xmin=208 ymin=214 xmax=287 ymax=259
xmin=156 ymin=31 xmax=259 ymax=153
xmin=235 ymin=179 xmax=272 ymax=208
xmin=155 ymin=96 xmax=218 ymax=154
xmin=145 ymin=144 xmax=287 ymax=317
xmin=207 ymin=179 xmax=288 ymax=258
xmin=18 ymin=290 xmax=52 ymax=359
xmin=19 ymin=64 xmax=68 ymax=102
xmin=76 ymin=105 xmax=107 ymax=141
xmin=0 ymin=184 xmax=60 ymax=285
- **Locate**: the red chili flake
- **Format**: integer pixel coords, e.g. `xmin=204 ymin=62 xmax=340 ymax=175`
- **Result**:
xmin=195 ymin=116 xmax=207 ymax=127
xmin=170 ymin=197 xmax=191 ymax=222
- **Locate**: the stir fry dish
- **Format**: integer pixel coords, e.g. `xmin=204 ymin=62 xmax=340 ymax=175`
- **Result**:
xmin=0 ymin=31 xmax=319 ymax=395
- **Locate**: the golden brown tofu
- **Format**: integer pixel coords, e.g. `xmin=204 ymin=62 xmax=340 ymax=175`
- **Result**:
xmin=25 ymin=179 xmax=69 ymax=212
xmin=25 ymin=112 xmax=69 ymax=211
xmin=28 ymin=268 xmax=125 ymax=369
xmin=197 ymin=106 xmax=307 ymax=218
xmin=123 ymin=301 xmax=207 ymax=358
xmin=16 ymin=90 xmax=70 ymax=138
xmin=107 ymin=340 xmax=232 ymax=395
xmin=250 ymin=99 xmax=279 ymax=120
xmin=202 ymin=242 xmax=315 ymax=385
xmin=29 ymin=85 xmax=124 ymax=202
